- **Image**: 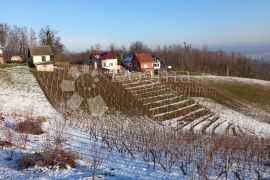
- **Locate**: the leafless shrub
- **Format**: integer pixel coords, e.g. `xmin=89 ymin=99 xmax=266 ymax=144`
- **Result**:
xmin=17 ymin=153 xmax=44 ymax=170
xmin=0 ymin=140 xmax=12 ymax=150
xmin=41 ymin=148 xmax=76 ymax=169
xmin=15 ymin=120 xmax=44 ymax=135
xmin=89 ymin=143 xmax=109 ymax=179
xmin=17 ymin=148 xmax=76 ymax=170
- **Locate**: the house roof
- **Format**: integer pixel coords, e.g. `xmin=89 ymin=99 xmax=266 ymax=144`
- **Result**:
xmin=29 ymin=46 xmax=53 ymax=56
xmin=90 ymin=51 xmax=103 ymax=59
xmin=152 ymin=55 xmax=165 ymax=63
xmin=101 ymin=52 xmax=117 ymax=60
xmin=134 ymin=53 xmax=153 ymax=63
xmin=123 ymin=56 xmax=133 ymax=63
xmin=90 ymin=51 xmax=117 ymax=60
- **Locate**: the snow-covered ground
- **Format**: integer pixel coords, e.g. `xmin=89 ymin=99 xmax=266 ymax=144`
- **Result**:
xmin=194 ymin=97 xmax=270 ymax=137
xmin=0 ymin=66 xmax=61 ymax=121
xmin=1 ymin=66 xmax=270 ymax=179
xmin=0 ymin=66 xmax=186 ymax=179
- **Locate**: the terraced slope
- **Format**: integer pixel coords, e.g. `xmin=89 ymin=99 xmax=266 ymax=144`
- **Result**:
xmin=113 ymin=73 xmax=219 ymax=129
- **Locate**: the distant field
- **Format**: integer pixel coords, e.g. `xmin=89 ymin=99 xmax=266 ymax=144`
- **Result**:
xmin=207 ymin=81 xmax=270 ymax=113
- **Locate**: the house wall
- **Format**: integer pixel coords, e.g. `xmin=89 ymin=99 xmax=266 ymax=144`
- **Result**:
xmin=101 ymin=59 xmax=118 ymax=70
xmin=33 ymin=55 xmax=51 ymax=64
xmin=153 ymin=62 xmax=160 ymax=69
xmin=36 ymin=64 xmax=54 ymax=72
xmin=132 ymin=56 xmax=153 ymax=70
xmin=0 ymin=56 xmax=5 ymax=64
xmin=140 ymin=62 xmax=153 ymax=69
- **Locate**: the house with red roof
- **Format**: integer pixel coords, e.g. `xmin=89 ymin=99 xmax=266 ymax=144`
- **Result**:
xmin=132 ymin=53 xmax=154 ymax=76
xmin=89 ymin=51 xmax=119 ymax=72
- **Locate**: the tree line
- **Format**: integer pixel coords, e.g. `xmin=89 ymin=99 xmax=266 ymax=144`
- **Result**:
xmin=66 ymin=40 xmax=270 ymax=80
xmin=108 ymin=41 xmax=270 ymax=80
xmin=1 ymin=22 xmax=269 ymax=80
xmin=0 ymin=23 xmax=64 ymax=61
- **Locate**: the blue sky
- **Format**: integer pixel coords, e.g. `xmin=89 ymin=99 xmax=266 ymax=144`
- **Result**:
xmin=1 ymin=0 xmax=270 ymax=52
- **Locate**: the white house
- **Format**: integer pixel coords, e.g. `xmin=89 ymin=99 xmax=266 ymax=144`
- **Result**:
xmin=152 ymin=55 xmax=162 ymax=70
xmin=0 ymin=46 xmax=4 ymax=64
xmin=89 ymin=51 xmax=119 ymax=72
xmin=28 ymin=46 xmax=54 ymax=71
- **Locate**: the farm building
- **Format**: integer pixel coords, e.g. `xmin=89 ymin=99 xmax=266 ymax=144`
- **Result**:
xmin=28 ymin=46 xmax=54 ymax=72
xmin=0 ymin=46 xmax=5 ymax=64
xmin=89 ymin=51 xmax=119 ymax=73
xmin=132 ymin=53 xmax=154 ymax=76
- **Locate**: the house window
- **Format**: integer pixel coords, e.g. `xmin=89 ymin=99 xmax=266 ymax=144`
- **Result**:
xmin=103 ymin=63 xmax=106 ymax=67
xmin=144 ymin=64 xmax=148 ymax=68
xmin=42 ymin=56 xmax=46 ymax=62
xmin=109 ymin=62 xmax=114 ymax=66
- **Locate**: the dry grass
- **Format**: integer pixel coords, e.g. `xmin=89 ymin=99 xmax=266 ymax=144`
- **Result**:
xmin=0 ymin=140 xmax=12 ymax=150
xmin=41 ymin=148 xmax=76 ymax=169
xmin=0 ymin=113 xmax=4 ymax=121
xmin=15 ymin=120 xmax=44 ymax=135
xmin=18 ymin=148 xmax=76 ymax=170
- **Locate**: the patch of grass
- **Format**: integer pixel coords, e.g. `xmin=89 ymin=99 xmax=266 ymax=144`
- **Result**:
xmin=208 ymin=81 xmax=270 ymax=112
xmin=168 ymin=70 xmax=207 ymax=76
xmin=0 ymin=63 xmax=26 ymax=69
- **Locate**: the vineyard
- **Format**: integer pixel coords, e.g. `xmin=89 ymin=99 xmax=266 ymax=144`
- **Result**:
xmin=34 ymin=66 xmax=219 ymax=132
xmin=1 ymin=66 xmax=270 ymax=178
xmin=32 ymin=65 xmax=269 ymax=137
xmin=161 ymin=71 xmax=270 ymax=123
xmin=113 ymin=73 xmax=217 ymax=129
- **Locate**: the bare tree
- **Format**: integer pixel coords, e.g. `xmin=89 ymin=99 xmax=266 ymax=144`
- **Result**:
xmin=90 ymin=142 xmax=109 ymax=179
xmin=39 ymin=25 xmax=64 ymax=57
xmin=129 ymin=41 xmax=149 ymax=54
xmin=95 ymin=44 xmax=102 ymax=51
xmin=0 ymin=23 xmax=10 ymax=47
xmin=17 ymin=26 xmax=29 ymax=60
xmin=109 ymin=43 xmax=117 ymax=52
xmin=29 ymin=28 xmax=37 ymax=46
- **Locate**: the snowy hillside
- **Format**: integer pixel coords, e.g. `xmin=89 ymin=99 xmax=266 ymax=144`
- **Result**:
xmin=1 ymin=66 xmax=270 ymax=179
